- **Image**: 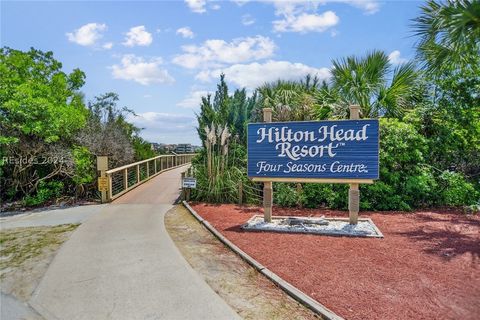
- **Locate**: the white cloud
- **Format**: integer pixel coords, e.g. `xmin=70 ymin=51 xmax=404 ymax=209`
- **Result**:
xmin=176 ymin=27 xmax=195 ymax=39
xmin=123 ymin=26 xmax=153 ymax=47
xmin=388 ymin=50 xmax=407 ymax=64
xmin=273 ymin=10 xmax=339 ymax=33
xmin=172 ymin=35 xmax=276 ymax=69
xmin=185 ymin=0 xmax=206 ymax=13
xmin=263 ymin=0 xmax=380 ymax=15
xmin=196 ymin=60 xmax=330 ymax=89
xmin=102 ymin=42 xmax=113 ymax=49
xmin=242 ymin=14 xmax=255 ymax=26
xmin=66 ymin=23 xmax=107 ymax=46
xmin=211 ymin=3 xmax=221 ymax=10
xmin=110 ymin=55 xmax=174 ymax=85
xmin=343 ymin=0 xmax=380 ymax=15
xmin=177 ymin=90 xmax=211 ymax=108
xmin=263 ymin=0 xmax=379 ymax=33
xmin=128 ymin=112 xmax=197 ymax=143
xmin=130 ymin=112 xmax=195 ymax=126
xmin=232 ymin=0 xmax=249 ymax=6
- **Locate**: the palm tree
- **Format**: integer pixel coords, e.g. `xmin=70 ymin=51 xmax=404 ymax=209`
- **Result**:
xmin=256 ymin=76 xmax=321 ymax=121
xmin=412 ymin=0 xmax=480 ymax=74
xmin=315 ymin=50 xmax=419 ymax=119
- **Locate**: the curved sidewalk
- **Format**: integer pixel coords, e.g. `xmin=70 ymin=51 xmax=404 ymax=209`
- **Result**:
xmin=30 ymin=165 xmax=240 ymax=320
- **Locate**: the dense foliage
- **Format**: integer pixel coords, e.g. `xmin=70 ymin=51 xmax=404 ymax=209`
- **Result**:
xmin=191 ymin=75 xmax=261 ymax=203
xmin=193 ymin=0 xmax=479 ymax=211
xmin=1 ymin=48 xmax=158 ymax=206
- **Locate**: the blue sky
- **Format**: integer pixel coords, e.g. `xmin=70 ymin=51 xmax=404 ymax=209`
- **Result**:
xmin=1 ymin=0 xmax=422 ymax=145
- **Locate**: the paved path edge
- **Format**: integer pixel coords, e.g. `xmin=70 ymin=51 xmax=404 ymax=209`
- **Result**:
xmin=182 ymin=201 xmax=345 ymax=320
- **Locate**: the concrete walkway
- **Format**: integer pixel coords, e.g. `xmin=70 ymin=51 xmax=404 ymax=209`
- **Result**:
xmin=29 ymin=165 xmax=240 ymax=320
xmin=1 ymin=293 xmax=44 ymax=320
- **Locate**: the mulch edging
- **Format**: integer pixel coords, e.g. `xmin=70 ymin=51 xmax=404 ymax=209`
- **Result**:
xmin=182 ymin=201 xmax=344 ymax=320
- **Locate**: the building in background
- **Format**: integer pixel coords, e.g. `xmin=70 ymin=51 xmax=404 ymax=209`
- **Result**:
xmin=175 ymin=143 xmax=193 ymax=153
xmin=150 ymin=143 xmax=200 ymax=154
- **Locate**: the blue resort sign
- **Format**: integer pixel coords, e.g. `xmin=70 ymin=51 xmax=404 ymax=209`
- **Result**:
xmin=247 ymin=120 xmax=379 ymax=182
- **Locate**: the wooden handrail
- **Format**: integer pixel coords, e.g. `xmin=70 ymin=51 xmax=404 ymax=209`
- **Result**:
xmin=106 ymin=153 xmax=196 ymax=174
xmin=102 ymin=153 xmax=196 ymax=202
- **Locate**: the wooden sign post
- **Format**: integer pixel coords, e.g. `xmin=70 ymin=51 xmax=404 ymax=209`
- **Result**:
xmin=348 ymin=105 xmax=360 ymax=224
xmin=349 ymin=105 xmax=361 ymax=224
xmin=96 ymin=156 xmax=109 ymax=203
xmin=263 ymin=108 xmax=273 ymax=222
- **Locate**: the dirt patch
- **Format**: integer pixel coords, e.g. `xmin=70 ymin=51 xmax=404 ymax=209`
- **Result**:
xmin=0 ymin=224 xmax=78 ymax=301
xmin=165 ymin=205 xmax=321 ymax=320
xmin=191 ymin=203 xmax=480 ymax=320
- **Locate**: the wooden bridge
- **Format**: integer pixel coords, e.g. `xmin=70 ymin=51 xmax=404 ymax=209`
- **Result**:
xmin=97 ymin=153 xmax=196 ymax=202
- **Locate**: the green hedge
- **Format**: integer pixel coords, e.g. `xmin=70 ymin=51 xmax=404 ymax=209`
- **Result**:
xmin=274 ymin=119 xmax=479 ymax=211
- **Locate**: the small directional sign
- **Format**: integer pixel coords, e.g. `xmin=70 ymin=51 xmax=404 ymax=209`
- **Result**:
xmin=182 ymin=177 xmax=197 ymax=188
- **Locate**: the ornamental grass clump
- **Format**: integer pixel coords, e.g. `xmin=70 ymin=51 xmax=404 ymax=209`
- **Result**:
xmin=193 ymin=123 xmax=247 ymax=203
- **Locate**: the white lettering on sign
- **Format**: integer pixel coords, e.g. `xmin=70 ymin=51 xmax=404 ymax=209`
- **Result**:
xmin=276 ymin=142 xmax=340 ymax=161
xmin=182 ymin=177 xmax=197 ymax=188
xmin=256 ymin=124 xmax=370 ymax=144
xmin=255 ymin=161 xmax=369 ymax=175
xmin=256 ymin=124 xmax=370 ymax=161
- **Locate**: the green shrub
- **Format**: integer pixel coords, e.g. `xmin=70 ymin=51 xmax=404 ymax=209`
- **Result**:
xmin=23 ymin=181 xmax=64 ymax=206
xmin=302 ymin=183 xmax=348 ymax=209
xmin=274 ymin=183 xmax=299 ymax=207
xmin=438 ymin=171 xmax=479 ymax=206
xmin=357 ymin=118 xmax=436 ymax=210
xmin=72 ymin=146 xmax=95 ymax=185
xmin=361 ymin=181 xmax=411 ymax=211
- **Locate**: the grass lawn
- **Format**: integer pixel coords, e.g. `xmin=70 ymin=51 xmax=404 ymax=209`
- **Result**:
xmin=0 ymin=224 xmax=79 ymax=301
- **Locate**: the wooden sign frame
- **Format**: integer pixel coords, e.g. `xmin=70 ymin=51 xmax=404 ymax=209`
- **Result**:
xmin=250 ymin=105 xmax=377 ymax=225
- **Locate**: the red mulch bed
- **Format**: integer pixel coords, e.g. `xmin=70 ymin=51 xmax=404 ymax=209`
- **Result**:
xmin=191 ymin=203 xmax=480 ymax=320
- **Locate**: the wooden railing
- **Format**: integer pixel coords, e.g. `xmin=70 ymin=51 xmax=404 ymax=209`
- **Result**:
xmin=101 ymin=154 xmax=195 ymax=201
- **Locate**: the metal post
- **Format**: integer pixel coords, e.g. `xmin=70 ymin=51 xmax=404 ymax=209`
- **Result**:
xmin=181 ymin=171 xmax=186 ymax=200
xmin=349 ymin=105 xmax=361 ymax=224
xmin=108 ymin=174 xmax=112 ymax=201
xmin=263 ymin=108 xmax=273 ymax=222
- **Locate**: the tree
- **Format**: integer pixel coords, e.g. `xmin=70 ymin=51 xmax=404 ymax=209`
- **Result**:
xmin=412 ymin=0 xmax=480 ymax=178
xmin=316 ymin=50 xmax=419 ymax=119
xmin=0 ymin=47 xmax=87 ymax=198
xmin=196 ymin=74 xmax=256 ymax=145
xmin=76 ymin=93 xmax=135 ymax=168
xmin=193 ymin=75 xmax=257 ymax=203
xmin=255 ymin=75 xmax=321 ymax=122
xmin=0 ymin=47 xmax=86 ymax=143
xmin=412 ymin=0 xmax=480 ymax=75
